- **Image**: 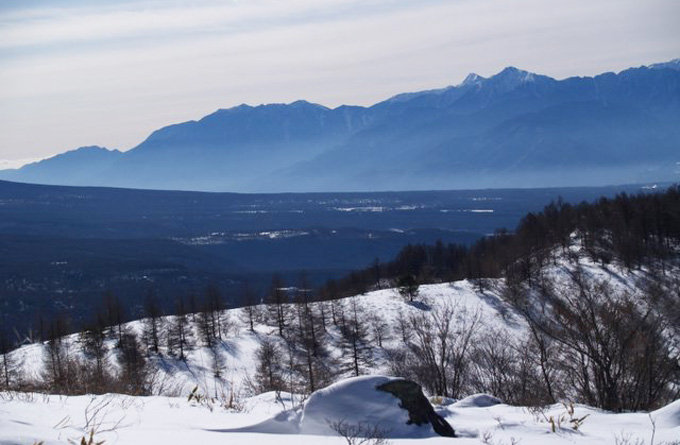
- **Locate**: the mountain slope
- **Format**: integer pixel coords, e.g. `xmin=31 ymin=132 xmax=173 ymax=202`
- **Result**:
xmin=282 ymin=65 xmax=680 ymax=191
xmin=2 ymin=61 xmax=679 ymax=192
xmin=106 ymin=101 xmax=371 ymax=191
xmin=0 ymin=146 xmax=122 ymax=186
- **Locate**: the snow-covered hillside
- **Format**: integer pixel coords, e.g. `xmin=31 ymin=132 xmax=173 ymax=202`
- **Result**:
xmin=5 ymin=242 xmax=677 ymax=399
xmin=2 ymin=245 xmax=679 ymax=444
xmin=6 ymin=279 xmax=522 ymax=398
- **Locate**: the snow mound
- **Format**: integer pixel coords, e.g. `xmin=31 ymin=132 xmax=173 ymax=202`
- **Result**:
xmin=453 ymin=394 xmax=502 ymax=408
xmin=652 ymin=399 xmax=680 ymax=428
xmin=232 ymin=406 xmax=303 ymax=434
xmin=229 ymin=376 xmax=444 ymax=438
xmin=300 ymin=375 xmax=437 ymax=437
xmin=240 ymin=391 xmax=301 ymax=417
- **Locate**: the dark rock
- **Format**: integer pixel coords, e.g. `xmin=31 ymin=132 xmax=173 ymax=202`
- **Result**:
xmin=377 ymin=379 xmax=456 ymax=437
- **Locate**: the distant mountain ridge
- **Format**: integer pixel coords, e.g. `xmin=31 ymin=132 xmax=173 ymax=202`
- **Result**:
xmin=2 ymin=60 xmax=679 ymax=192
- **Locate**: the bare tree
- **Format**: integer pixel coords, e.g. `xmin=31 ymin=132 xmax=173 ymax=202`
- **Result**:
xmin=390 ymin=303 xmax=481 ymax=398
xmin=331 ymin=299 xmax=346 ymax=329
xmin=367 ymin=313 xmax=390 ymax=348
xmin=394 ymin=309 xmax=409 ymax=345
xmin=103 ymin=291 xmax=125 ymax=344
xmin=340 ymin=297 xmax=373 ymax=376
xmin=292 ymin=288 xmax=331 ymax=393
xmin=0 ymin=330 xmax=17 ymax=389
xmin=517 ymin=269 xmax=679 ymax=411
xmin=142 ymin=290 xmax=162 ymax=354
xmin=117 ymin=330 xmax=148 ymax=395
xmin=468 ymin=327 xmax=559 ymax=406
xmin=253 ymin=337 xmax=284 ymax=393
xmin=205 ymin=286 xmax=227 ymax=341
xmin=197 ymin=307 xmax=215 ymax=348
xmin=469 ymin=328 xmax=518 ymax=401
xmin=81 ymin=313 xmax=108 ymax=389
xmin=316 ymin=301 xmax=329 ymax=333
xmin=43 ymin=315 xmax=79 ymax=393
xmin=267 ymin=275 xmax=289 ymax=337
xmin=240 ymin=283 xmax=260 ymax=332
xmin=167 ymin=296 xmax=192 ymax=360
xmin=197 ymin=286 xmax=231 ymax=348
xmin=211 ymin=343 xmax=224 ymax=381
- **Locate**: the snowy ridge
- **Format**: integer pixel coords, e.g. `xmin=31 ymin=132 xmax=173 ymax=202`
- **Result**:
xmin=6 ymin=279 xmax=522 ymax=398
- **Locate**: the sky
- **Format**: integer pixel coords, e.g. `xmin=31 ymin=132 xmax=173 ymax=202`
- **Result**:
xmin=0 ymin=0 xmax=679 ymax=167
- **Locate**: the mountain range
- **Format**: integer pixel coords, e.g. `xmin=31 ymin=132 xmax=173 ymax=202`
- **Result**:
xmin=2 ymin=59 xmax=679 ymax=192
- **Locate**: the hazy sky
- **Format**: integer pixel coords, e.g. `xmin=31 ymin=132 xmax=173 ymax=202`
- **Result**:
xmin=1 ymin=0 xmax=678 ymax=166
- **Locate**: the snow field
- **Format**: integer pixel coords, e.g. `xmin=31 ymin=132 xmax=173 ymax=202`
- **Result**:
xmin=1 ymin=388 xmax=678 ymax=444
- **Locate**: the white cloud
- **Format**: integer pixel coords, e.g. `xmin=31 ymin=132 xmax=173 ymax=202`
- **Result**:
xmin=0 ymin=0 xmax=422 ymax=48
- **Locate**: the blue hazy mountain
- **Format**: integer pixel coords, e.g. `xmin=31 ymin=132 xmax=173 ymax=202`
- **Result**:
xmin=2 ymin=61 xmax=679 ymax=192
xmin=0 ymin=146 xmax=123 ymax=185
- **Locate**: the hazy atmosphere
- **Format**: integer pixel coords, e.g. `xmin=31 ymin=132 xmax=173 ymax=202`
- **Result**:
xmin=1 ymin=0 xmax=679 ymax=166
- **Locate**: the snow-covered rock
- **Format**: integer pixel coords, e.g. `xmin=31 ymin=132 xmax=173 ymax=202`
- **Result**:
xmin=301 ymin=375 xmax=453 ymax=437
xmin=302 ymin=376 xmax=411 ymax=436
xmin=230 ymin=376 xmax=454 ymax=438
xmin=453 ymin=394 xmax=502 ymax=408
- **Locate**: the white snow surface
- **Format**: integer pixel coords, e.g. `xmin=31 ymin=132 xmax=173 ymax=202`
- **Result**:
xmin=2 ymin=388 xmax=679 ymax=444
xmin=453 ymin=393 xmax=503 ymax=408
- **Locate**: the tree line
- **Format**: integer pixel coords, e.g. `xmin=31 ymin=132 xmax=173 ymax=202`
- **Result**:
xmin=320 ymin=185 xmax=680 ymax=297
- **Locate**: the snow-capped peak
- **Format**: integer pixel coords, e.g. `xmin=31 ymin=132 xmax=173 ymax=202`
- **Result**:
xmin=481 ymin=66 xmax=541 ymax=92
xmin=494 ymin=66 xmax=535 ymax=82
xmin=649 ymin=58 xmax=680 ymax=71
xmin=460 ymin=73 xmax=485 ymax=86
